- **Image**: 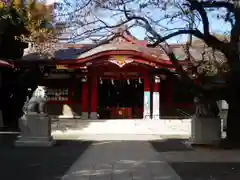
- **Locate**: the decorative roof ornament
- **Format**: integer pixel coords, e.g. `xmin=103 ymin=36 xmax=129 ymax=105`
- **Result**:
xmin=113 ymin=20 xmax=128 ymax=34
xmin=110 ymin=23 xmax=130 ymax=44
xmin=108 ymin=55 xmax=134 ymax=68
xmin=111 ymin=36 xmax=127 ymax=44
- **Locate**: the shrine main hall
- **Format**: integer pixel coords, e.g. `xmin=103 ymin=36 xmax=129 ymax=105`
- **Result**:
xmin=9 ymin=30 xmax=198 ymax=120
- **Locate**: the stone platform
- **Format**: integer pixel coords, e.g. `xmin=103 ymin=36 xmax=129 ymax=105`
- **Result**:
xmin=51 ymin=119 xmax=192 ymax=140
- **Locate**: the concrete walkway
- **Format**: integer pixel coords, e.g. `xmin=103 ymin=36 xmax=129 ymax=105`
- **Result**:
xmin=2 ymin=137 xmax=240 ymax=180
xmin=61 ymin=141 xmax=181 ymax=180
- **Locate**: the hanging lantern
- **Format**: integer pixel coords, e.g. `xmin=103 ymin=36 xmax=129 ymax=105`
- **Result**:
xmin=138 ymin=77 xmax=142 ymax=84
xmin=159 ymin=74 xmax=167 ymax=80
xmin=155 ymin=76 xmax=161 ymax=83
xmin=81 ymin=76 xmax=87 ymax=82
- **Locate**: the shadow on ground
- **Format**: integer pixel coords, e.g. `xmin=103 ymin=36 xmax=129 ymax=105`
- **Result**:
xmin=171 ymin=162 xmax=240 ymax=180
xmin=149 ymin=138 xmax=193 ymax=152
xmin=0 ymin=137 xmax=92 ymax=180
xmin=149 ymin=139 xmax=240 ymax=180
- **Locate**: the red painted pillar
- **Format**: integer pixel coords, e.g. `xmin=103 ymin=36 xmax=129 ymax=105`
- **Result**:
xmin=81 ymin=81 xmax=89 ymax=119
xmin=152 ymin=79 xmax=160 ymax=119
xmin=167 ymin=78 xmax=172 ymax=107
xmin=152 ymin=83 xmax=159 ymax=92
xmin=143 ymin=75 xmax=151 ymax=119
xmin=144 ymin=76 xmax=151 ymax=91
xmin=90 ymin=76 xmax=98 ymax=119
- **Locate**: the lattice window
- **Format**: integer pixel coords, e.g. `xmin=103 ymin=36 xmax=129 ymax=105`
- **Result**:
xmin=47 ymin=88 xmax=69 ymax=101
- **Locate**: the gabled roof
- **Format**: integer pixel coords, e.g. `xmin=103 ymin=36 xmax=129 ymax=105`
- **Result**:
xmin=21 ymin=29 xmax=148 ymax=61
xmin=20 ymin=30 xmax=226 ymax=67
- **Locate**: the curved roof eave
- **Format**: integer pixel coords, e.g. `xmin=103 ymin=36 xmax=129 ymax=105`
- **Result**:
xmin=0 ymin=60 xmax=14 ymax=68
xmin=55 ymin=49 xmax=190 ymax=67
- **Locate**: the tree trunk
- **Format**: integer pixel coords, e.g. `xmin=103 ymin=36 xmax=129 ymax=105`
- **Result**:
xmin=226 ymin=0 xmax=240 ymax=145
xmin=226 ymin=74 xmax=240 ymax=144
xmin=1 ymin=69 xmax=43 ymax=129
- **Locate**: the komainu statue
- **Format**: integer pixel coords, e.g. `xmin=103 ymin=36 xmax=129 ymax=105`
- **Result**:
xmin=19 ymin=86 xmax=48 ymax=136
xmin=194 ymin=96 xmax=219 ymax=117
xmin=22 ymin=86 xmax=48 ymax=114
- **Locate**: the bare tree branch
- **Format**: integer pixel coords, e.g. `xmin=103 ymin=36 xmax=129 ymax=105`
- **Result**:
xmin=201 ymin=1 xmax=234 ymax=12
xmin=185 ymin=0 xmax=229 ymax=54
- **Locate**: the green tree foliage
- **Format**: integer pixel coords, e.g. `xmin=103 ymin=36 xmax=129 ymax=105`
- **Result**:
xmin=0 ymin=0 xmax=56 ymax=59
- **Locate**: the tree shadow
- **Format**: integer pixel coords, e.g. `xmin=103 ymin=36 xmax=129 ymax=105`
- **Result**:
xmin=0 ymin=139 xmax=92 ymax=180
xmin=150 ymin=138 xmax=193 ymax=152
xmin=171 ymin=162 xmax=240 ymax=180
xmin=149 ymin=139 xmax=240 ymax=179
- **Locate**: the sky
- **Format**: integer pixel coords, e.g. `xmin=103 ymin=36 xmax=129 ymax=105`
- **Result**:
xmin=96 ymin=10 xmax=231 ymax=44
xmin=48 ymin=0 xmax=231 ymax=44
xmin=130 ymin=19 xmax=230 ymax=43
xmin=126 ymin=7 xmax=231 ymax=43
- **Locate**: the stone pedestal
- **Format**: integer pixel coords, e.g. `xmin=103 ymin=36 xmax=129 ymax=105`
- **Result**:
xmin=90 ymin=112 xmax=98 ymax=119
xmin=15 ymin=114 xmax=55 ymax=147
xmin=81 ymin=112 xmax=89 ymax=119
xmin=191 ymin=115 xmax=221 ymax=145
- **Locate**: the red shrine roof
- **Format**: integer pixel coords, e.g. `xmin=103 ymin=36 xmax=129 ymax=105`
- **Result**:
xmin=0 ymin=59 xmax=14 ymax=68
xmin=18 ymin=29 xmax=226 ymax=69
xmin=53 ymin=31 xmax=188 ymax=62
xmin=20 ymin=30 xmax=181 ymax=61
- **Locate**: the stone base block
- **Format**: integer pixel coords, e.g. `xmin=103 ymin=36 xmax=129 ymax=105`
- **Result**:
xmin=15 ymin=136 xmax=55 ymax=147
xmin=58 ymin=115 xmax=74 ymax=118
xmin=90 ymin=112 xmax=98 ymax=119
xmin=143 ymin=115 xmax=151 ymax=120
xmin=15 ymin=113 xmax=55 ymax=147
xmin=81 ymin=112 xmax=89 ymax=119
xmin=191 ymin=115 xmax=221 ymax=145
xmin=152 ymin=114 xmax=160 ymax=120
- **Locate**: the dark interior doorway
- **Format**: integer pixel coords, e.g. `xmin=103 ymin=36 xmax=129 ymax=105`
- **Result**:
xmin=98 ymin=79 xmax=144 ymax=119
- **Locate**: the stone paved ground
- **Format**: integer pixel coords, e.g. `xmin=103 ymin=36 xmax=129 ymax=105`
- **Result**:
xmin=1 ymin=135 xmax=240 ymax=180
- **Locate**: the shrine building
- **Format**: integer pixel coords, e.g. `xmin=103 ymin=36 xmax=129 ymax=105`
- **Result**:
xmin=11 ymin=30 xmax=199 ymax=120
